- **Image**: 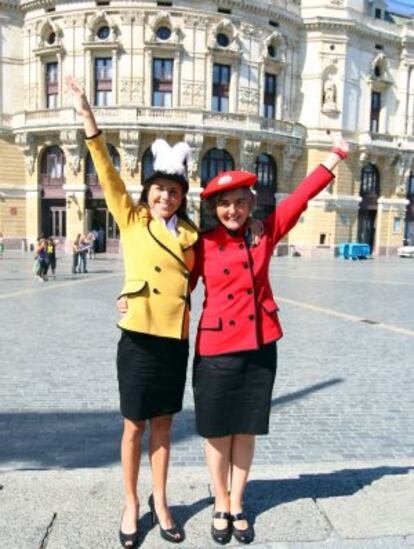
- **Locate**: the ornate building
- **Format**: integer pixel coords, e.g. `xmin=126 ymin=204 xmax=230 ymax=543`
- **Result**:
xmin=0 ymin=0 xmax=413 ymax=255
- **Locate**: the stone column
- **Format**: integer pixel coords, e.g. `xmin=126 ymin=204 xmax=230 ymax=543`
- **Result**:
xmin=240 ymin=139 xmax=261 ymax=172
xmin=61 ymin=130 xmax=85 ymax=248
xmin=120 ymin=129 xmax=140 ymax=183
xmin=15 ymin=132 xmax=39 ymax=249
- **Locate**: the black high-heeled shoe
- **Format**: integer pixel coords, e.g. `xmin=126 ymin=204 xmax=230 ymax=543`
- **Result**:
xmin=231 ymin=512 xmax=254 ymax=544
xmin=148 ymin=494 xmax=185 ymax=543
xmin=211 ymin=511 xmax=232 ymax=545
xmin=119 ymin=509 xmax=140 ymax=548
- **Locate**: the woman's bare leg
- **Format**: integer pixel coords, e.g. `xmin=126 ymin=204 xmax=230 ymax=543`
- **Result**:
xmin=149 ymin=414 xmax=180 ymax=535
xmin=205 ymin=436 xmax=232 ymax=529
xmin=120 ymin=418 xmax=146 ymax=540
xmin=229 ymin=434 xmax=255 ymax=529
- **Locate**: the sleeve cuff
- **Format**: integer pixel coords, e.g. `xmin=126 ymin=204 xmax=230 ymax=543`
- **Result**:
xmin=319 ymin=164 xmax=336 ymax=178
xmin=85 ymin=129 xmax=102 ymax=140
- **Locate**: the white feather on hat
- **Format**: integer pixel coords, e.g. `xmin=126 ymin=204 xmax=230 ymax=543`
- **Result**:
xmin=151 ymin=139 xmax=191 ymax=177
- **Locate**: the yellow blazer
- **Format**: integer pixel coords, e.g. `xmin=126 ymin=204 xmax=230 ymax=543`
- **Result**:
xmin=85 ymin=133 xmax=198 ymax=340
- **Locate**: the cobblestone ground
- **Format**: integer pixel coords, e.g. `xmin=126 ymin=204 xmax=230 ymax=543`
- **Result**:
xmin=0 ymin=251 xmax=413 ymax=470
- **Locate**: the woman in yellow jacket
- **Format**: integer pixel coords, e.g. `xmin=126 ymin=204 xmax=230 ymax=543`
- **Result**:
xmin=66 ymin=76 xmax=198 ymax=546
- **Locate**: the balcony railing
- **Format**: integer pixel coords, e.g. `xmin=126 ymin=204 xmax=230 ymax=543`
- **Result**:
xmin=14 ymin=107 xmax=306 ymax=139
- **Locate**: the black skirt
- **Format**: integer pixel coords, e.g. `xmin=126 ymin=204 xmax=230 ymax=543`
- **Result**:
xmin=117 ymin=330 xmax=189 ymax=421
xmin=193 ymin=342 xmax=277 ymax=438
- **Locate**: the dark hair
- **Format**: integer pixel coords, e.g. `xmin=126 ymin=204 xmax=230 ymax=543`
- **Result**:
xmin=139 ymin=174 xmax=197 ymax=229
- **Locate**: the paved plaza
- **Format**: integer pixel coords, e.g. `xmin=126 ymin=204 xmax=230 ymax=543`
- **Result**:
xmin=0 ymin=251 xmax=413 ymax=548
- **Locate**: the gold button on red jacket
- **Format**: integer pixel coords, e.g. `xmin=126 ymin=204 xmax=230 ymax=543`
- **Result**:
xmin=192 ymin=164 xmax=335 ymax=356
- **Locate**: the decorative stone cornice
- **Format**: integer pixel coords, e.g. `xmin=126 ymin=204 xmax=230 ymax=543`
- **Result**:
xmin=207 ymin=18 xmax=242 ymax=59
xmin=146 ymin=11 xmax=184 ymax=46
xmin=283 ymin=141 xmax=303 ymax=177
xmin=240 ymin=139 xmax=261 ymax=171
xmin=33 ymin=19 xmax=65 ymax=57
xmin=185 ymin=133 xmax=204 ymax=178
xmin=304 ymin=18 xmax=402 ymax=46
xmin=378 ymin=197 xmax=409 ymax=212
xmin=15 ymin=132 xmax=37 ymax=175
xmin=120 ymin=130 xmax=140 ymax=176
xmin=261 ymin=31 xmax=287 ymax=69
xmin=60 ymin=129 xmax=82 ymax=176
xmin=310 ymin=193 xmax=362 ymax=211
xmin=86 ymin=11 xmax=119 ymax=42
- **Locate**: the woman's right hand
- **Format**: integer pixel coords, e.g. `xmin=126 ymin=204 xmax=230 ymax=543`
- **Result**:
xmin=117 ymin=296 xmax=129 ymax=315
xmin=65 ymin=75 xmax=92 ymax=118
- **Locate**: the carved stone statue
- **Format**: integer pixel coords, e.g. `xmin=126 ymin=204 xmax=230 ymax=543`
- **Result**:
xmin=322 ymin=76 xmax=337 ymax=112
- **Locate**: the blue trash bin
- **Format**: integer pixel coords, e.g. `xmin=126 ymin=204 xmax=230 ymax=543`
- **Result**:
xmin=349 ymin=243 xmax=370 ymax=260
xmin=338 ymin=243 xmax=351 ymax=258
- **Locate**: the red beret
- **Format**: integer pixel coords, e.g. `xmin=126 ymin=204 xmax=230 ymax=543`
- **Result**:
xmin=200 ymin=170 xmax=257 ymax=199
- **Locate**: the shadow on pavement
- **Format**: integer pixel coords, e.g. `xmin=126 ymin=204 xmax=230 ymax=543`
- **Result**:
xmin=134 ymin=496 xmax=213 ymax=546
xmin=0 ymin=377 xmax=344 ymax=469
xmin=245 ymin=465 xmax=414 ymax=523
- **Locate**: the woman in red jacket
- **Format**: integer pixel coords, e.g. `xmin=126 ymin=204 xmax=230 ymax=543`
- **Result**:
xmin=192 ymin=141 xmax=348 ymax=544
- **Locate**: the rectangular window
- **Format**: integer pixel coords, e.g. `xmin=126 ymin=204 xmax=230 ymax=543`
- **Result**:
xmin=46 ymin=62 xmax=58 ymax=109
xmin=393 ymin=218 xmax=401 ymax=233
xmin=264 ymin=73 xmax=277 ymax=119
xmin=212 ymin=63 xmax=230 ymax=112
xmin=370 ymin=91 xmax=381 ymax=132
xmin=375 ymin=8 xmax=382 ymax=19
xmin=94 ymin=58 xmax=112 ymax=107
xmin=152 ymin=58 xmax=173 ymax=107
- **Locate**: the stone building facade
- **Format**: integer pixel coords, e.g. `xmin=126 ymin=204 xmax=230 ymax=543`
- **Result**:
xmin=0 ymin=0 xmax=413 ymax=255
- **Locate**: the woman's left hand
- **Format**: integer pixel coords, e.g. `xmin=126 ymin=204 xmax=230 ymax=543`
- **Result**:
xmin=332 ymin=138 xmax=349 ymax=157
xmin=117 ymin=296 xmax=128 ymax=315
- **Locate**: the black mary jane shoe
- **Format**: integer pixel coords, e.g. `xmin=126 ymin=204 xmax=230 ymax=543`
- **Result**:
xmin=231 ymin=512 xmax=254 ymax=544
xmin=119 ymin=510 xmax=139 ymax=548
xmin=148 ymin=494 xmax=185 ymax=543
xmin=211 ymin=511 xmax=232 ymax=545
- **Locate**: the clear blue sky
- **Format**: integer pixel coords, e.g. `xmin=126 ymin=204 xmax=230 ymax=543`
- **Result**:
xmin=386 ymin=0 xmax=414 ymax=16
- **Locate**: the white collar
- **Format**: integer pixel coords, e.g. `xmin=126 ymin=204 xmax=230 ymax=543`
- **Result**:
xmin=154 ymin=213 xmax=178 ymax=236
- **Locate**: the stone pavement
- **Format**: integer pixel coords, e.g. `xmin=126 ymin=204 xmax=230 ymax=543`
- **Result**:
xmin=0 ymin=252 xmax=413 ymax=548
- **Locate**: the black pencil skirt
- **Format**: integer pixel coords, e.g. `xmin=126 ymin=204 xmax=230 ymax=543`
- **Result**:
xmin=117 ymin=329 xmax=189 ymax=421
xmin=193 ymin=341 xmax=277 ymax=438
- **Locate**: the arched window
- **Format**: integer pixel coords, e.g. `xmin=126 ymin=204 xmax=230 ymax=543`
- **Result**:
xmin=201 ymin=148 xmax=234 ymax=186
xmin=254 ymin=153 xmax=277 ymax=218
xmin=141 ymin=147 xmax=154 ymax=184
xmin=360 ymin=164 xmax=380 ymax=197
xmin=85 ymin=144 xmax=120 ymax=186
xmin=40 ymin=146 xmax=66 ymax=186
xmin=255 ymin=153 xmax=276 ymax=189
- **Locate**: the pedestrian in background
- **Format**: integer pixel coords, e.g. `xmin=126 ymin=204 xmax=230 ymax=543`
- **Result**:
xmin=45 ymin=237 xmax=59 ymax=279
xmin=87 ymin=231 xmax=97 ymax=259
xmin=77 ymin=234 xmax=90 ymax=273
xmin=0 ymin=232 xmax=4 ymax=259
xmin=34 ymin=237 xmax=47 ymax=282
xmin=72 ymin=234 xmax=81 ymax=274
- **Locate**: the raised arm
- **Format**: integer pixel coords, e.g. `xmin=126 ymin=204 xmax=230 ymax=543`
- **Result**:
xmin=65 ymin=76 xmax=135 ymax=230
xmin=265 ymin=140 xmax=349 ymax=245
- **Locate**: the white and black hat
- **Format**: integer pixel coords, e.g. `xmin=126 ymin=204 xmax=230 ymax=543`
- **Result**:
xmin=144 ymin=139 xmax=191 ymax=192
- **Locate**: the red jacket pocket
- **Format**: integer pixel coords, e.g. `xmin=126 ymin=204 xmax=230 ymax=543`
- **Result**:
xmin=260 ymin=298 xmax=279 ymax=314
xmin=199 ymin=315 xmax=222 ymax=331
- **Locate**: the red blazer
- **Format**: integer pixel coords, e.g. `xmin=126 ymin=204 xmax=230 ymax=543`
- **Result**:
xmin=192 ymin=164 xmax=335 ymax=356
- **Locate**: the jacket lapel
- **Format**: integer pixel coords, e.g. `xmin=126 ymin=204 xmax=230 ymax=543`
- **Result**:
xmin=148 ymin=218 xmax=198 ymax=267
